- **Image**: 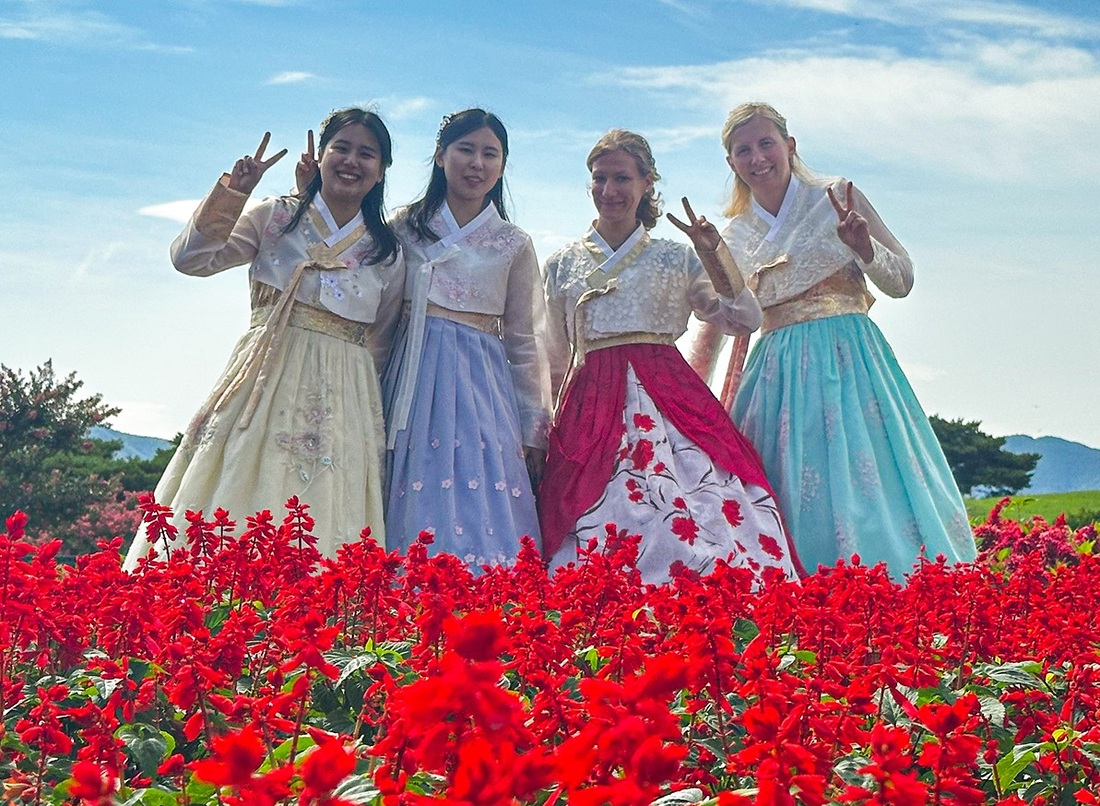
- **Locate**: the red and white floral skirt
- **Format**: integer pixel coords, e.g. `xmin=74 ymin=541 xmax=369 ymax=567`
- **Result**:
xmin=540 ymin=343 xmax=804 ymax=585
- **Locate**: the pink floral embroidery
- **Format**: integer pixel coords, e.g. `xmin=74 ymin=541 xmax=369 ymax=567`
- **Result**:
xmin=653 ymin=462 xmax=666 ymax=474
xmin=672 ymin=497 xmax=687 ymax=511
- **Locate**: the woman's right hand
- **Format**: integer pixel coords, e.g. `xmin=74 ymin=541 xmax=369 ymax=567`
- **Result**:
xmin=666 ymin=197 xmax=722 ymax=252
xmin=295 ymin=129 xmax=319 ymax=194
xmin=227 ymin=132 xmax=287 ymax=194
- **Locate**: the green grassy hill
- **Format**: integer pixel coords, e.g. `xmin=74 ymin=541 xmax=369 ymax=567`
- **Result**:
xmin=966 ymin=490 xmax=1100 ymax=528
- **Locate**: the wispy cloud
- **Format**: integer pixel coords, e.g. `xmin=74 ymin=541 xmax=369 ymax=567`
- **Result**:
xmin=598 ymin=38 xmax=1100 ymax=183
xmin=138 ymin=201 xmax=200 ymax=224
xmin=378 ymin=96 xmax=434 ymax=120
xmin=0 ymin=8 xmax=191 ymax=51
xmin=756 ymin=0 xmax=1100 ymax=39
xmin=266 ymin=71 xmax=316 ymax=85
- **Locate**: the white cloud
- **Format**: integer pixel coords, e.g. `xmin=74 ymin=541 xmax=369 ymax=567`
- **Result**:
xmin=599 ymin=41 xmax=1100 ymax=183
xmin=138 ymin=200 xmax=200 ymax=223
xmin=379 ymin=96 xmax=434 ymax=120
xmin=0 ymin=9 xmax=190 ymax=50
xmin=266 ymin=71 xmax=316 ymax=85
xmin=757 ymin=0 xmax=1100 ymax=38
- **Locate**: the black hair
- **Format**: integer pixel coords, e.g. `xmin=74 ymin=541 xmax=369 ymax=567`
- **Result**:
xmin=405 ymin=108 xmax=510 ymax=242
xmin=283 ymin=107 xmax=399 ymax=265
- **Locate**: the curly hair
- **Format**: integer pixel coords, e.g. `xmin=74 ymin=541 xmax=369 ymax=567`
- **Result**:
xmin=586 ymin=129 xmax=663 ymax=230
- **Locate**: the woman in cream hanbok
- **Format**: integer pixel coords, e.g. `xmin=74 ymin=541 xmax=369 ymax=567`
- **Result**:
xmin=382 ymin=109 xmax=551 ymax=567
xmin=540 ymin=129 xmax=803 ymax=585
xmin=124 ymin=108 xmax=404 ymax=570
xmin=719 ymin=102 xmax=974 ymax=577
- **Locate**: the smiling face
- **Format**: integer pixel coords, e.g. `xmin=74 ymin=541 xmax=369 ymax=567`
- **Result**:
xmin=437 ymin=125 xmax=505 ymax=211
xmin=318 ymin=122 xmax=383 ymax=210
xmin=725 ymin=114 xmax=796 ymax=212
xmin=590 ymin=149 xmax=652 ymax=233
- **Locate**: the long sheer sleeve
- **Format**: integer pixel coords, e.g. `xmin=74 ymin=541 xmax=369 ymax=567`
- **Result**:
xmin=502 ymin=236 xmax=553 ymax=450
xmin=541 ymin=254 xmax=574 ymax=407
xmin=170 ymin=175 xmax=269 ymax=276
xmin=685 ymin=248 xmax=762 ymax=336
xmin=842 ymin=180 xmax=914 ymax=299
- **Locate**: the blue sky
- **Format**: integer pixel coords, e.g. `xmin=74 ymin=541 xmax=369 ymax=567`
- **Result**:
xmin=3 ymin=0 xmax=1099 ymax=448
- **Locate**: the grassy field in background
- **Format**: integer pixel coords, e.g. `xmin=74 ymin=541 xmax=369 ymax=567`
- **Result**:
xmin=966 ymin=490 xmax=1100 ymax=526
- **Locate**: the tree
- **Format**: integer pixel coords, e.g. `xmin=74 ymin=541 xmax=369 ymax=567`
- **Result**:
xmin=0 ymin=361 xmax=121 ymax=539
xmin=929 ymin=415 xmax=1039 ymax=497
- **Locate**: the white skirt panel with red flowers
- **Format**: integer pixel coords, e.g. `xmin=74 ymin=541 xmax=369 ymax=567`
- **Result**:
xmin=548 ymin=365 xmax=800 ymax=585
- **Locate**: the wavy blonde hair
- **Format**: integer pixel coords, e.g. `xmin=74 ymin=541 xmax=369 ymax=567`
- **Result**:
xmin=586 ymin=129 xmax=663 ymax=230
xmin=721 ymin=102 xmax=814 ymax=218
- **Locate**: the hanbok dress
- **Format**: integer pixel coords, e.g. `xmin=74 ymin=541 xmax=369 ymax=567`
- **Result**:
xmin=540 ymin=225 xmax=804 ymax=585
xmin=723 ymin=175 xmax=975 ymax=577
xmin=381 ymin=202 xmax=551 ymax=566
xmin=123 ymin=177 xmax=404 ymax=570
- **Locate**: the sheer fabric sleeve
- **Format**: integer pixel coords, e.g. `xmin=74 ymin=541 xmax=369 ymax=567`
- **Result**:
xmin=502 ymin=236 xmax=553 ymax=450
xmin=685 ymin=247 xmax=762 ymax=336
xmin=365 ymin=247 xmax=407 ymax=370
xmin=841 ymin=180 xmax=914 ymax=299
xmin=541 ymin=252 xmax=574 ymax=408
xmin=170 ymin=175 xmax=272 ymax=277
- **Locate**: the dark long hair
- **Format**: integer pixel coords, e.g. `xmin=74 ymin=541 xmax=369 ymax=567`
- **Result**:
xmin=283 ymin=107 xmax=399 ymax=265
xmin=405 ymin=108 xmax=510 ymax=242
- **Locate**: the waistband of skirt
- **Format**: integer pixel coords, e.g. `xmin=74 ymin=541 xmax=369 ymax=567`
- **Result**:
xmin=251 ymin=304 xmax=370 ymax=346
xmin=405 ymin=301 xmax=502 ymax=335
xmin=762 ymin=294 xmax=870 ymax=333
xmin=584 ymin=332 xmax=678 ymax=352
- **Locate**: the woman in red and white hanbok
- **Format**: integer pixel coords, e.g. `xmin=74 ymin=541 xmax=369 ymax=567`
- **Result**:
xmin=540 ymin=130 xmax=804 ymax=585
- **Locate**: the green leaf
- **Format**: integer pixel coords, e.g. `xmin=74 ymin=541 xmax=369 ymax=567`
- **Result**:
xmin=324 ymin=648 xmax=380 ymax=687
xmin=121 ymin=788 xmax=182 ymax=806
xmin=984 ymin=661 xmax=1043 ymax=688
xmin=977 ymin=694 xmax=1006 ymax=726
xmin=995 ymin=743 xmax=1038 ymax=786
xmin=334 ymin=774 xmax=383 ymax=804
xmin=117 ymin=724 xmax=172 ymax=778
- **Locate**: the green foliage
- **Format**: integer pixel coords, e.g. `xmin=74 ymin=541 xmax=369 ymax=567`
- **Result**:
xmin=0 ymin=361 xmax=121 ymax=539
xmin=966 ymin=489 xmax=1100 ymax=529
xmin=929 ymin=415 xmax=1039 ymax=496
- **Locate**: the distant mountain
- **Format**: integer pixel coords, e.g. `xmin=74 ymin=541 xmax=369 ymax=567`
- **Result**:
xmin=1004 ymin=435 xmax=1100 ymax=494
xmin=89 ymin=426 xmax=173 ymax=461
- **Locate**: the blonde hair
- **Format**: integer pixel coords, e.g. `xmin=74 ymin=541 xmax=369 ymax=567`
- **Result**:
xmin=586 ymin=129 xmax=663 ymax=230
xmin=720 ymin=102 xmax=814 ymax=217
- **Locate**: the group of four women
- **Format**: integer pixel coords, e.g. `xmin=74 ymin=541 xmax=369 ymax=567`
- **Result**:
xmin=123 ymin=102 xmax=976 ymax=583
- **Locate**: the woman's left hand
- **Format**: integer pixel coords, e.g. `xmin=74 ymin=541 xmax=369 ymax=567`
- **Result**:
xmin=827 ymin=181 xmax=874 ymax=263
xmin=667 ymin=197 xmax=721 ymax=252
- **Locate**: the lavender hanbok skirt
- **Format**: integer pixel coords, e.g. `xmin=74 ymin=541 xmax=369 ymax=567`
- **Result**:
xmin=382 ymin=315 xmax=541 ymax=566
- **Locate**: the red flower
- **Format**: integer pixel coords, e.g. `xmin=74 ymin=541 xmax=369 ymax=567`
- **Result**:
xmin=672 ymin=516 xmax=699 ymax=545
xmin=631 ymin=439 xmax=654 ymax=470
xmin=69 ymin=761 xmax=116 ymax=804
xmin=301 ymin=739 xmax=356 ymax=795
xmin=633 ymin=413 xmax=656 ymax=432
xmin=192 ymin=727 xmax=266 ymax=787
xmin=722 ymin=499 xmax=744 ymax=527
xmin=758 ymin=533 xmax=785 ymax=560
xmin=448 ymin=610 xmax=510 ymax=662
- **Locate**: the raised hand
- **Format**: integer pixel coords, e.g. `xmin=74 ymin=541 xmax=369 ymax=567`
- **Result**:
xmin=666 ymin=196 xmax=721 ymax=252
xmin=295 ymin=129 xmax=319 ymax=194
xmin=827 ymin=181 xmax=874 ymax=263
xmin=227 ymin=132 xmax=287 ymax=195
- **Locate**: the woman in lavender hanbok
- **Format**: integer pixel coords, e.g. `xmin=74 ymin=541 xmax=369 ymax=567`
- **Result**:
xmin=382 ymin=109 xmax=551 ymax=567
xmin=718 ymin=102 xmax=974 ymax=577
xmin=124 ymin=108 xmax=404 ymax=570
xmin=540 ymin=129 xmax=803 ymax=586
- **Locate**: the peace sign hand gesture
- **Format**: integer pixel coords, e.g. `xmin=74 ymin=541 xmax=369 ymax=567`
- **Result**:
xmin=668 ymin=197 xmax=742 ymax=297
xmin=295 ymin=129 xmax=319 ymax=195
xmin=666 ymin=196 xmax=721 ymax=252
xmin=827 ymin=181 xmax=874 ymax=264
xmin=227 ymin=132 xmax=288 ymax=195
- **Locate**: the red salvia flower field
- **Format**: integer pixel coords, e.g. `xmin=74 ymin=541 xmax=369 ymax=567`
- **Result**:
xmin=2 ymin=496 xmax=1099 ymax=804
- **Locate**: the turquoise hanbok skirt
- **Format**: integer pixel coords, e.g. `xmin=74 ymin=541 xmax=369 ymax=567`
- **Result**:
xmin=731 ymin=313 xmax=975 ymax=579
